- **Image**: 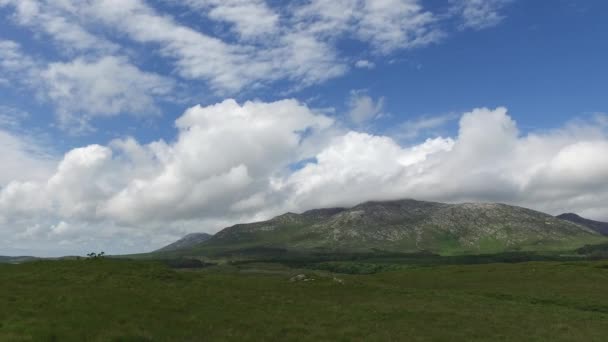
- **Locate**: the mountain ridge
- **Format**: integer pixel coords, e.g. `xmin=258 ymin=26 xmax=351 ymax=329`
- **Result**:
xmin=155 ymin=233 xmax=213 ymax=253
xmin=158 ymin=199 xmax=603 ymax=257
xmin=557 ymin=213 xmax=608 ymax=236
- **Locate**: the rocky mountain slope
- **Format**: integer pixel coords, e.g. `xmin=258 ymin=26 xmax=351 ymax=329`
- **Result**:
xmin=163 ymin=199 xmax=605 ymax=256
xmin=557 ymin=213 xmax=608 ymax=236
xmin=155 ymin=233 xmax=213 ymax=252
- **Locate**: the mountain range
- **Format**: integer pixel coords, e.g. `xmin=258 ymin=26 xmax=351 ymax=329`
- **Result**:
xmin=557 ymin=213 xmax=608 ymax=236
xmin=154 ymin=199 xmax=605 ymax=257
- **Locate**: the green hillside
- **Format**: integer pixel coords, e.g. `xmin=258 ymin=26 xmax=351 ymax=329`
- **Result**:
xmin=158 ymin=199 xmax=605 ymax=258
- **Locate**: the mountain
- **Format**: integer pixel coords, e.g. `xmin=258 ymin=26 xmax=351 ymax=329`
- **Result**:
xmin=155 ymin=233 xmax=213 ymax=252
xmin=0 ymin=256 xmax=38 ymax=264
xmin=167 ymin=199 xmax=604 ymax=257
xmin=557 ymin=213 xmax=608 ymax=236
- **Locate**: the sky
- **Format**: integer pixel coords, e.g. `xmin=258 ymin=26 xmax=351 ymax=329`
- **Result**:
xmin=0 ymin=0 xmax=607 ymax=257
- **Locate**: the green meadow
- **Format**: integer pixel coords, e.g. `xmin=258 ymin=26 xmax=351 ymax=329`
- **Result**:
xmin=2 ymin=258 xmax=608 ymax=341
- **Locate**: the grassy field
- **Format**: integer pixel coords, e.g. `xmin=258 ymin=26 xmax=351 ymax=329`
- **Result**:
xmin=2 ymin=259 xmax=608 ymax=341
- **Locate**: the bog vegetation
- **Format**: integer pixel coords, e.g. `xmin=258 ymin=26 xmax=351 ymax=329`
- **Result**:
xmin=2 ymin=256 xmax=608 ymax=341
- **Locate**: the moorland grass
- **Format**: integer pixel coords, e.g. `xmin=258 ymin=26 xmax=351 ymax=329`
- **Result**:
xmin=1 ymin=259 xmax=608 ymax=341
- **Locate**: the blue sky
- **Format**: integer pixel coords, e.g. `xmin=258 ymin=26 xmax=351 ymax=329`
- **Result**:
xmin=0 ymin=0 xmax=606 ymax=145
xmin=2 ymin=0 xmax=606 ymax=147
xmin=1 ymin=0 xmax=607 ymax=256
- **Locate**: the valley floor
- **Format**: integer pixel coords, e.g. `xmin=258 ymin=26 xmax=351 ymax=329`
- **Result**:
xmin=2 ymin=259 xmax=608 ymax=341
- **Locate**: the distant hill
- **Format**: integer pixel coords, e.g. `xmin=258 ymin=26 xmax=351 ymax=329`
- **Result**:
xmin=557 ymin=213 xmax=608 ymax=236
xmin=160 ymin=199 xmax=604 ymax=257
xmin=0 ymin=256 xmax=39 ymax=264
xmin=155 ymin=233 xmax=213 ymax=252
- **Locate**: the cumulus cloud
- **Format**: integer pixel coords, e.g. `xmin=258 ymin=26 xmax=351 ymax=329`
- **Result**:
xmin=0 ymin=99 xmax=334 ymax=255
xmin=0 ymin=101 xmax=607 ymax=256
xmin=280 ymin=133 xmax=455 ymax=210
xmin=282 ymin=108 xmax=608 ymax=220
xmin=100 ymin=99 xmax=333 ymax=225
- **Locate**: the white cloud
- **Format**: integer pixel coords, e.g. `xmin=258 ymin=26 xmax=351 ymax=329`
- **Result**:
xmin=280 ymin=133 xmax=455 ymax=210
xmin=0 ymin=40 xmax=37 ymax=82
xmin=294 ymin=0 xmax=443 ymax=54
xmin=0 ymin=99 xmax=335 ymax=255
xmin=0 ymin=0 xmax=454 ymax=95
xmin=179 ymin=0 xmax=280 ymax=39
xmin=0 ymin=0 xmax=119 ymax=54
xmin=41 ymin=56 xmax=175 ymax=131
xmin=1 ymin=102 xmax=607 ymax=256
xmin=347 ymin=91 xmax=386 ymax=124
xmin=0 ymin=0 xmax=513 ymax=137
xmin=450 ymin=0 xmax=513 ymax=30
xmin=124 ymin=0 xmax=443 ymax=88
xmin=0 ymin=129 xmax=56 ymax=186
xmin=100 ymin=99 xmax=334 ymax=225
xmin=0 ymin=40 xmax=174 ymax=132
xmin=355 ymin=60 xmax=376 ymax=69
xmin=283 ymin=108 xmax=608 ymax=220
xmin=356 ymin=0 xmax=442 ymax=53
xmin=46 ymin=145 xmax=118 ymax=219
xmin=80 ymin=0 xmax=346 ymax=93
